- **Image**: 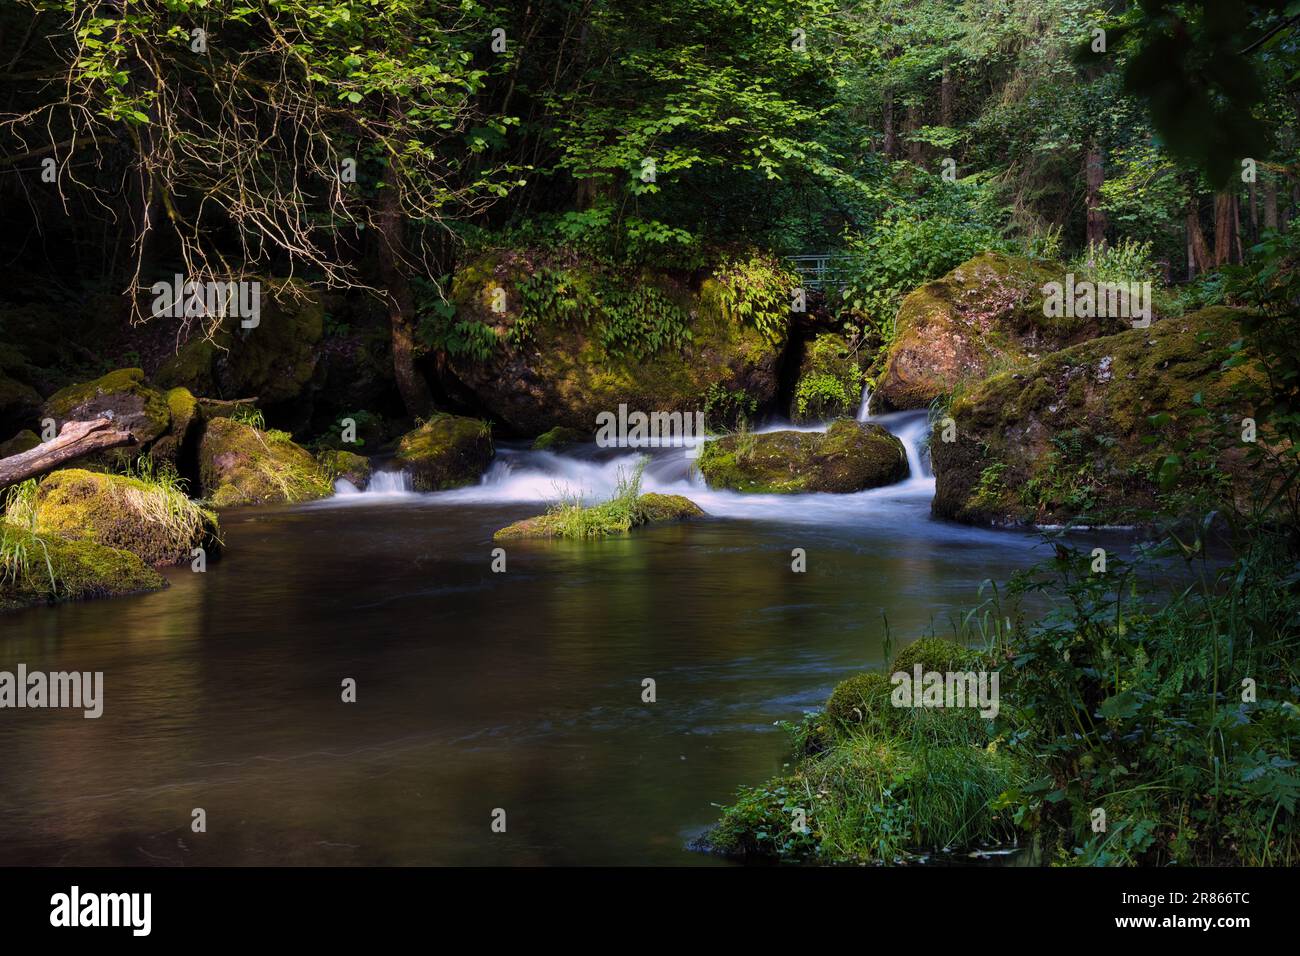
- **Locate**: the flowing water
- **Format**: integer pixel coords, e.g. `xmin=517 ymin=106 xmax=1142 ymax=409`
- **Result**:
xmin=0 ymin=410 xmax=1092 ymax=865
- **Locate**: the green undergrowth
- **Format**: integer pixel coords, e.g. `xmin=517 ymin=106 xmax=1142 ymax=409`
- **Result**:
xmin=711 ymin=528 xmax=1300 ymax=866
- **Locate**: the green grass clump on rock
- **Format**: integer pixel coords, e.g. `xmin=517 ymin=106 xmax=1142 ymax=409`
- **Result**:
xmin=494 ymin=461 xmax=703 ymax=539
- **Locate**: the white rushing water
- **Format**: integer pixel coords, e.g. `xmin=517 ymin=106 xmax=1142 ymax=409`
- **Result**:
xmin=326 ymin=404 xmax=938 ymax=527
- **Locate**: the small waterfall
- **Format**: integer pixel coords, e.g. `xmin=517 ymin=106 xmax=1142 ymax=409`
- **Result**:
xmin=368 ymin=469 xmax=414 ymax=493
xmin=855 ymin=383 xmax=872 ymax=422
xmin=334 ymin=468 xmax=414 ymax=497
xmin=316 ymin=410 xmax=934 ymax=523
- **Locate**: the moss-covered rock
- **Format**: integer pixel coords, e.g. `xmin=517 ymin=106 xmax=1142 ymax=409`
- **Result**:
xmin=29 ymin=468 xmax=217 ymax=567
xmin=790 ymin=333 xmax=863 ymax=423
xmin=0 ymin=429 xmax=40 ymax=458
xmin=42 ymin=368 xmax=171 ymax=453
xmin=393 ymin=414 xmax=494 ymax=491
xmin=317 ymin=449 xmax=373 ymax=489
xmin=156 ymin=278 xmax=325 ymax=406
xmin=439 ymin=250 xmax=791 ymax=434
xmin=531 ymin=425 xmax=588 ymax=452
xmin=0 ymin=522 xmax=166 ymax=612
xmin=875 ymin=253 xmax=1123 ymax=410
xmin=697 ymin=419 xmax=908 ymax=493
xmin=636 ymin=492 xmax=705 ymax=523
xmin=0 ymin=370 xmax=41 ymax=437
xmin=146 ymin=387 xmax=202 ymax=468
xmin=198 ymin=417 xmax=333 ymax=507
xmin=891 ymin=637 xmax=980 ymax=674
xmin=493 ymin=492 xmax=704 ymax=539
xmin=931 ymin=306 xmax=1262 ymax=527
xmin=825 ymin=671 xmax=893 ymax=727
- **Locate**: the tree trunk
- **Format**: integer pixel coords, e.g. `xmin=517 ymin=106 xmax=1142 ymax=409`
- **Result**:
xmin=905 ymin=103 xmax=922 ymax=164
xmin=376 ymin=152 xmax=434 ymax=419
xmin=940 ymin=64 xmax=954 ymax=128
xmin=0 ymin=419 xmax=134 ymax=490
xmin=1186 ymin=192 xmax=1212 ymax=277
xmin=1264 ymin=172 xmax=1279 ymax=232
xmin=1213 ymin=191 xmax=1237 ymax=266
xmin=1085 ymin=145 xmax=1107 ymax=248
xmin=882 ymin=88 xmax=896 ymax=158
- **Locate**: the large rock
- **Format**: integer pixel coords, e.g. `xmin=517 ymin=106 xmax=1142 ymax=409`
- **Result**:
xmin=440 ymin=251 xmax=791 ymax=435
xmin=42 ymin=368 xmax=171 ymax=450
xmin=29 ymin=468 xmax=218 ymax=566
xmin=156 ymin=277 xmax=324 ymax=408
xmin=393 ymin=414 xmax=494 ymax=491
xmin=875 ymin=253 xmax=1123 ymax=410
xmin=697 ymin=419 xmax=909 ymax=493
xmin=198 ymin=417 xmax=333 ymax=507
xmin=0 ymin=345 xmax=41 ymax=437
xmin=932 ymin=307 xmax=1260 ymax=527
xmin=0 ymin=522 xmax=165 ymax=612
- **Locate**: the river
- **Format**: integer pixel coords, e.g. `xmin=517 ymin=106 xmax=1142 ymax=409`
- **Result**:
xmin=0 ymin=411 xmax=1076 ymax=864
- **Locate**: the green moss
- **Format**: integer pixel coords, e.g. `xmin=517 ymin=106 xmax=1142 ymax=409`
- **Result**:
xmin=494 ymin=492 xmax=704 ymax=539
xmin=0 ymin=521 xmax=165 ymax=612
xmin=876 ymin=253 xmax=1110 ymax=410
xmin=317 ymin=449 xmax=372 ymax=488
xmin=198 ymin=417 xmax=333 ymax=507
xmin=148 ymin=386 xmax=202 ymax=466
xmin=0 ymin=429 xmax=40 ymax=458
xmin=531 ymin=426 xmax=587 ymax=452
xmin=697 ymin=420 xmax=908 ymax=493
xmin=156 ymin=278 xmax=325 ymax=404
xmin=636 ymin=492 xmax=705 ymax=523
xmin=394 ymin=414 xmax=494 ymax=491
xmin=29 ymin=468 xmax=218 ymax=567
xmin=891 ymin=637 xmax=980 ymax=674
xmin=825 ymin=671 xmax=893 ymax=728
xmin=933 ymin=306 xmax=1261 ymax=527
xmin=442 ymin=250 xmax=784 ymax=434
xmin=42 ymin=368 xmax=171 ymax=449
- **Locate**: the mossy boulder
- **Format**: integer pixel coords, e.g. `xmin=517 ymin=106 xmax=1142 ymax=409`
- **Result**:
xmin=636 ymin=492 xmax=705 ymax=523
xmin=156 ymin=278 xmax=325 ymax=406
xmin=0 ymin=429 xmax=40 ymax=458
xmin=825 ymin=671 xmax=893 ymax=727
xmin=393 ymin=414 xmax=494 ymax=491
xmin=440 ymin=250 xmax=790 ymax=435
xmin=697 ymin=419 xmax=908 ymax=493
xmin=42 ymin=368 xmax=171 ymax=452
xmin=146 ymin=387 xmax=201 ymax=467
xmin=790 ymin=333 xmax=863 ymax=423
xmin=318 ymin=449 xmax=373 ymax=489
xmin=493 ymin=492 xmax=704 ymax=539
xmin=875 ymin=253 xmax=1123 ymax=410
xmin=932 ymin=306 xmax=1262 ymax=527
xmin=531 ymin=425 xmax=588 ymax=452
xmin=198 ymin=417 xmax=333 ymax=507
xmin=891 ymin=638 xmax=980 ymax=674
xmin=0 ymin=522 xmax=166 ymax=612
xmin=29 ymin=468 xmax=217 ymax=567
xmin=0 ymin=370 xmax=41 ymax=437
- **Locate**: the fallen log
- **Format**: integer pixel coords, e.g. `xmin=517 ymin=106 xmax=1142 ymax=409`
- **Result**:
xmin=0 ymin=418 xmax=135 ymax=490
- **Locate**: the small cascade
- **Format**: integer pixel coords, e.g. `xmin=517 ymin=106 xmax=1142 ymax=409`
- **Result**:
xmin=333 ymin=468 xmax=414 ymax=497
xmin=317 ymin=409 xmax=935 ymax=524
xmin=856 ymin=383 xmax=872 ymax=421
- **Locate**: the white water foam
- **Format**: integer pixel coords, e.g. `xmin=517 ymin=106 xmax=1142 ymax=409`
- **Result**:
xmin=317 ymin=409 xmax=937 ymax=526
